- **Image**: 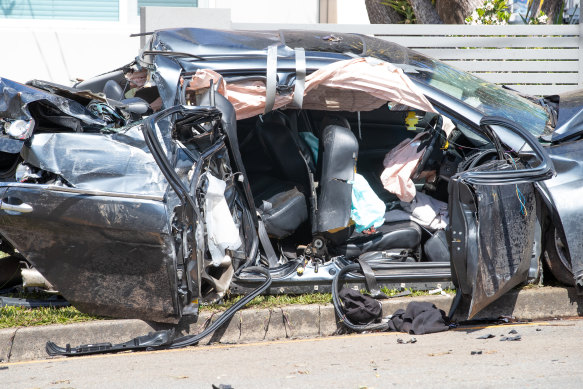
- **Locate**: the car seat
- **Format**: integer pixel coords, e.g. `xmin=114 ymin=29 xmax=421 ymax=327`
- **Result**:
xmin=253 ymin=111 xmax=422 ymax=259
xmin=313 ymin=115 xmax=422 ymax=258
xmin=252 ymin=112 xmax=311 ymax=239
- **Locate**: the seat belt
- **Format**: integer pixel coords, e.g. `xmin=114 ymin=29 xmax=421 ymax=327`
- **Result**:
xmin=258 ymin=216 xmax=279 ymax=268
xmin=356 ymin=256 xmax=388 ymax=299
xmin=292 ymin=47 xmax=305 ymax=109
xmin=264 ymin=44 xmax=278 ymax=114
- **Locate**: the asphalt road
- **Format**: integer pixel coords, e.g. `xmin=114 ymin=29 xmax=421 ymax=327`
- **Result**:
xmin=3 ymin=318 xmax=583 ymax=389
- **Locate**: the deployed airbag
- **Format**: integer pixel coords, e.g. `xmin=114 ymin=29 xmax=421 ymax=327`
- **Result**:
xmin=187 ymin=58 xmax=436 ymax=120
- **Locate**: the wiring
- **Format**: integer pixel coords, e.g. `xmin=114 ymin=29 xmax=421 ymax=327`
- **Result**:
xmin=505 ymin=153 xmax=528 ymax=216
xmin=438 ymin=131 xmax=485 ymax=153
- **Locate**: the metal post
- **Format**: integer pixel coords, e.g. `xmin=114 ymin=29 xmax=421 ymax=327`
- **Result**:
xmin=319 ymin=0 xmax=337 ymax=24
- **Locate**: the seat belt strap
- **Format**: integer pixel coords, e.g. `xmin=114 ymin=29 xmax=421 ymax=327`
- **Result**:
xmin=356 ymin=256 xmax=388 ymax=299
xmin=264 ymin=44 xmax=278 ymax=114
xmin=258 ymin=217 xmax=279 ymax=268
xmin=292 ymin=47 xmax=305 ymax=109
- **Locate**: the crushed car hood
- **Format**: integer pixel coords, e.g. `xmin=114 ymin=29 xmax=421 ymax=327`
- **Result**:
xmin=0 ymin=78 xmax=107 ymax=153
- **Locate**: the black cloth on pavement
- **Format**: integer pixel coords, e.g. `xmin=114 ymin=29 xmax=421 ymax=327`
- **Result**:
xmin=338 ymin=287 xmax=382 ymax=325
xmin=388 ymin=301 xmax=449 ymax=334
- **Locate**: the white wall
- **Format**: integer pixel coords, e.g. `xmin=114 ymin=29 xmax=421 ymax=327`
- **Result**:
xmin=0 ymin=1 xmax=371 ymax=85
xmin=205 ymin=0 xmax=319 ymax=23
xmin=0 ymin=1 xmax=140 ymax=85
xmin=337 ymin=0 xmax=370 ymax=24
xmin=201 ymin=0 xmax=370 ymax=24
xmin=0 ymin=22 xmax=140 ymax=85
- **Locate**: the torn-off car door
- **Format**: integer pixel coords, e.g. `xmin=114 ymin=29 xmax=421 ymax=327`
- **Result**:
xmin=449 ymin=116 xmax=554 ymax=318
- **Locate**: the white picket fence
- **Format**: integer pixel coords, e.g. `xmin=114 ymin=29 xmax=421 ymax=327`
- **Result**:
xmin=142 ymin=8 xmax=583 ymax=96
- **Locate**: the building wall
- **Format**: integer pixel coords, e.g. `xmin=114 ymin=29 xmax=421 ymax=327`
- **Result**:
xmin=0 ymin=0 xmax=368 ymax=85
xmin=337 ymin=0 xmax=370 ymax=24
xmin=0 ymin=1 xmax=140 ymax=84
xmin=211 ymin=0 xmax=319 ymax=23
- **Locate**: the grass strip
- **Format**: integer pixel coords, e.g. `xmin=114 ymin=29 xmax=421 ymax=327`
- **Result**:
xmin=202 ymin=287 xmax=456 ymax=312
xmin=0 ymin=287 xmax=457 ymax=328
xmin=0 ymin=305 xmax=101 ymax=329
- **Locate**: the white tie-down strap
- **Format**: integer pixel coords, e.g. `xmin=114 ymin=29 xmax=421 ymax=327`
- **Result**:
xmin=292 ymin=47 xmax=306 ymax=109
xmin=264 ymin=44 xmax=278 ymax=114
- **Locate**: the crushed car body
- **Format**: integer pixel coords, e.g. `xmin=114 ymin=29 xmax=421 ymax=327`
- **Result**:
xmin=1 ymin=28 xmax=582 ymax=325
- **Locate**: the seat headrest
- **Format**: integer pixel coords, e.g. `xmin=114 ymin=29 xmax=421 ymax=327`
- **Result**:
xmin=321 ymin=115 xmax=351 ymax=131
xmin=259 ymin=111 xmax=289 ymax=128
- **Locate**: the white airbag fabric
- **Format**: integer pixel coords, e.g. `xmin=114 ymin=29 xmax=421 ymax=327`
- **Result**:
xmin=204 ymin=174 xmax=242 ymax=267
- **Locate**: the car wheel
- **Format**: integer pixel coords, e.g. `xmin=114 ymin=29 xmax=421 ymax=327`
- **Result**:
xmin=543 ymin=226 xmax=574 ymax=286
xmin=0 ymin=154 xmax=20 ymax=181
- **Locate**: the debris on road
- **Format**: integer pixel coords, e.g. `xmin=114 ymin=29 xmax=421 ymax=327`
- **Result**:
xmin=500 ymin=335 xmax=522 ymax=341
xmin=477 ymin=334 xmax=495 ymax=339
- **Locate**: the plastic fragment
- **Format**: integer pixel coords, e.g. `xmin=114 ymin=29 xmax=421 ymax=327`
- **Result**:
xmin=500 ymin=335 xmax=522 ymax=341
xmin=471 ymin=350 xmax=483 ymax=355
xmin=397 ymin=337 xmax=417 ymax=344
xmin=477 ymin=334 xmax=495 ymax=339
xmin=428 ymin=286 xmax=443 ymax=295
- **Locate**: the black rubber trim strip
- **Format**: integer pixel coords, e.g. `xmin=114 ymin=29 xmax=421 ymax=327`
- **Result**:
xmin=46 ymin=267 xmax=271 ymax=357
xmin=459 ymin=116 xmax=555 ymax=185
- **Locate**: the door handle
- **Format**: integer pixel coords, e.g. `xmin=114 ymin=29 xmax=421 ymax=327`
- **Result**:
xmin=1 ymin=202 xmax=33 ymax=213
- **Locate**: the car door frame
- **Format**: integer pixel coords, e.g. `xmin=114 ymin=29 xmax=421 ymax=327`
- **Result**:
xmin=416 ymin=82 xmax=555 ymax=317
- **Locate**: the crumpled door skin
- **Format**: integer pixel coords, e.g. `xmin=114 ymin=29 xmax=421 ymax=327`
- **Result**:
xmin=21 ymin=127 xmax=168 ymax=196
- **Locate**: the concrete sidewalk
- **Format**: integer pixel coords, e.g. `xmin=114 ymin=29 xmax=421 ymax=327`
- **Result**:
xmin=1 ymin=286 xmax=582 ymax=363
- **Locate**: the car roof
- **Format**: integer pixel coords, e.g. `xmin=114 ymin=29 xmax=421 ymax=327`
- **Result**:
xmin=145 ymin=28 xmax=411 ymax=74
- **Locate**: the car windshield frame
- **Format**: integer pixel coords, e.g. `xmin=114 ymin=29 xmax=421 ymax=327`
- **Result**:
xmin=360 ymin=36 xmax=552 ymax=138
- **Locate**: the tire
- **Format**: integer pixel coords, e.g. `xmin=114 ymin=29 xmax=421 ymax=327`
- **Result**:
xmin=543 ymin=226 xmax=575 ymax=286
xmin=0 ymin=154 xmax=21 ymax=181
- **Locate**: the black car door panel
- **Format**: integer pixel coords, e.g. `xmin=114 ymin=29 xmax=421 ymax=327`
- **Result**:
xmin=0 ymin=184 xmax=180 ymax=323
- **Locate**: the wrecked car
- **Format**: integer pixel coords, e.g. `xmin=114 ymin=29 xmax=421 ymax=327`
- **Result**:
xmin=0 ymin=28 xmax=579 ymax=326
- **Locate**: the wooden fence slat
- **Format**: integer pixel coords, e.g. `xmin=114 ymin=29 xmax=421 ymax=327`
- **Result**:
xmin=379 ymin=36 xmax=579 ymax=48
xmin=511 ymin=84 xmax=580 ymax=95
xmin=417 ymin=48 xmax=579 ymax=60
xmin=476 ymin=72 xmax=577 ymax=84
xmin=443 ymin=60 xmax=578 ymax=72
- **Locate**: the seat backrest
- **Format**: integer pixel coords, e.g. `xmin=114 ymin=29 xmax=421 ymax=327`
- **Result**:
xmin=315 ymin=122 xmax=358 ymax=233
xmin=256 ymin=112 xmax=312 ymax=197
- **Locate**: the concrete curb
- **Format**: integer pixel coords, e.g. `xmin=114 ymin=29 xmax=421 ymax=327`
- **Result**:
xmin=1 ymin=286 xmax=581 ymax=363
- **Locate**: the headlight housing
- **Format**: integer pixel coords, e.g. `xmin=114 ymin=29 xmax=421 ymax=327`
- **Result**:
xmin=4 ymin=119 xmax=35 ymax=139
